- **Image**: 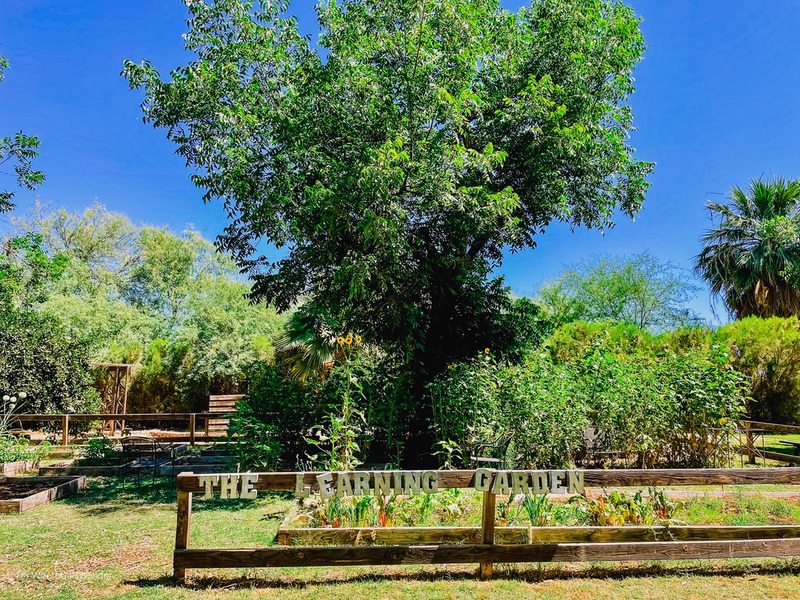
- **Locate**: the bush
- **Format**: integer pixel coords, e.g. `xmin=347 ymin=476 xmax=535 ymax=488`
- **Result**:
xmin=0 ymin=310 xmax=100 ymax=414
xmin=428 ymin=328 xmax=747 ymax=469
xmin=228 ymin=364 xmax=319 ymax=469
xmin=428 ymin=353 xmax=589 ymax=469
xmin=715 ymin=316 xmax=800 ymax=423
xmin=0 ymin=437 xmax=50 ymax=464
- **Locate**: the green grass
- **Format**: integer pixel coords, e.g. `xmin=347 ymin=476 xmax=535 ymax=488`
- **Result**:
xmin=4 ymin=478 xmax=800 ymax=599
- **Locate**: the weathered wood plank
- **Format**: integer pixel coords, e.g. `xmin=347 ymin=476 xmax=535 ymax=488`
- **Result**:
xmin=276 ymin=526 xmax=484 ymax=546
xmin=174 ymin=538 xmax=800 ymax=570
xmin=15 ymin=412 xmax=239 ymax=421
xmin=277 ymin=525 xmax=800 ymax=546
xmin=745 ymin=421 xmax=800 ymax=435
xmin=761 ymin=450 xmax=800 ymax=465
xmin=176 ymin=468 xmax=800 ymax=493
xmin=0 ymin=460 xmax=36 ymax=476
xmin=480 ymin=490 xmax=496 ymax=579
xmin=173 ymin=490 xmax=193 ymax=581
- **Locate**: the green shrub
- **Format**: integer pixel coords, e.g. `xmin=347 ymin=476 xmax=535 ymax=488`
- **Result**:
xmin=428 ymin=329 xmax=746 ymax=469
xmin=228 ymin=364 xmax=317 ymax=469
xmin=0 ymin=310 xmax=100 ymax=414
xmin=715 ymin=316 xmax=800 ymax=423
xmin=0 ymin=437 xmax=50 ymax=464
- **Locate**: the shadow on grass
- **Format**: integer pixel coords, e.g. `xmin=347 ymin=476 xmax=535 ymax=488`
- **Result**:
xmin=125 ymin=559 xmax=800 ymax=591
xmin=61 ymin=476 xmax=289 ymax=517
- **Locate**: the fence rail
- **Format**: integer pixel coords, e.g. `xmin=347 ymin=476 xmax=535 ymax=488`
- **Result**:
xmin=12 ymin=412 xmax=240 ymax=446
xmin=173 ymin=467 xmax=800 ymax=582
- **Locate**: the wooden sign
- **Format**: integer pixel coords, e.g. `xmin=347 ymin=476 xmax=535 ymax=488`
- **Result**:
xmin=172 ymin=468 xmax=800 ymax=582
xmin=197 ymin=474 xmax=259 ymax=499
xmin=293 ymin=469 xmax=584 ymax=499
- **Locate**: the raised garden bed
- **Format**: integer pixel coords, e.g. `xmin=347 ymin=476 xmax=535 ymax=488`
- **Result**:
xmin=158 ymin=454 xmax=236 ymax=476
xmin=275 ymin=485 xmax=800 ymax=549
xmin=39 ymin=460 xmax=130 ymax=477
xmin=0 ymin=476 xmax=86 ymax=513
xmin=0 ymin=460 xmax=36 ymax=476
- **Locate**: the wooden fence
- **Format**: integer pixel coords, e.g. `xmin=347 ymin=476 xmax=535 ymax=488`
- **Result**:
xmin=14 ymin=413 xmax=236 ymax=446
xmin=173 ymin=467 xmax=800 ymax=581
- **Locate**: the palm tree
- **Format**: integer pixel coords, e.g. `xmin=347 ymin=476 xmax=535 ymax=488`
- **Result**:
xmin=275 ymin=307 xmax=340 ymax=383
xmin=695 ymin=177 xmax=800 ymax=319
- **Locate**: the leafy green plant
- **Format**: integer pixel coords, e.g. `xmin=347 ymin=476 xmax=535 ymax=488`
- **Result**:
xmin=307 ymin=337 xmax=366 ymax=471
xmin=521 ymin=493 xmax=554 ymax=527
xmin=570 ymin=488 xmax=678 ymax=526
xmin=78 ymin=435 xmax=121 ymax=466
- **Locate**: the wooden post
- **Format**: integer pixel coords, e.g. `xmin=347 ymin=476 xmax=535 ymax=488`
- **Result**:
xmin=744 ymin=421 xmax=756 ymax=465
xmin=174 ymin=486 xmax=193 ymax=581
xmin=479 ymin=488 xmax=496 ymax=580
xmin=62 ymin=415 xmax=69 ymax=446
xmin=189 ymin=414 xmax=196 ymax=446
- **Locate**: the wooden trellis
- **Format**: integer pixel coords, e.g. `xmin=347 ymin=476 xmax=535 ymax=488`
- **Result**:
xmin=92 ymin=363 xmax=135 ymax=436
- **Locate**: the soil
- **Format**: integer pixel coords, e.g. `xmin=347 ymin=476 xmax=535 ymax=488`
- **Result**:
xmin=0 ymin=481 xmax=54 ymax=500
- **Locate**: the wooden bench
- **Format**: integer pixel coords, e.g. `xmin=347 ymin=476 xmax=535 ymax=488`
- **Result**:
xmin=205 ymin=395 xmax=244 ymax=437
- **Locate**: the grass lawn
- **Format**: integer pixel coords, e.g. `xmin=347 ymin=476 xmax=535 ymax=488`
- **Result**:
xmin=4 ymin=479 xmax=800 ymax=599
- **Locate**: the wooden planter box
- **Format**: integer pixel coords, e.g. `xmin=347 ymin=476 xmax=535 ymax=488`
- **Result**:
xmin=0 ymin=476 xmax=86 ymax=513
xmin=38 ymin=460 xmax=130 ymax=477
xmin=276 ymin=523 xmax=800 ymax=546
xmin=0 ymin=460 xmax=36 ymax=476
xmin=157 ymin=455 xmax=235 ymax=476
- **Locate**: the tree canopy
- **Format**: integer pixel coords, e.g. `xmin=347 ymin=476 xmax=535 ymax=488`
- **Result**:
xmin=0 ymin=56 xmax=44 ymax=212
xmin=124 ymin=0 xmax=652 ymax=372
xmin=3 ymin=203 xmax=285 ymax=412
xmin=539 ymin=252 xmax=701 ymax=331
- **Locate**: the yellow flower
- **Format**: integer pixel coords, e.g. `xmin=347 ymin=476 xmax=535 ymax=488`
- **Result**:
xmin=355 ymin=335 xmax=362 ymax=344
xmin=337 ymin=336 xmax=345 ymax=346
xmin=447 ymin=365 xmax=452 ymax=369
xmin=719 ymin=417 xmax=727 ymax=425
xmin=484 ymin=348 xmax=490 ymax=355
xmin=345 ymin=334 xmax=353 ymax=346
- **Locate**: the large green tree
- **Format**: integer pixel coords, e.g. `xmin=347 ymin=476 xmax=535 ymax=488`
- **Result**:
xmin=125 ymin=0 xmax=652 ymax=459
xmin=539 ymin=252 xmax=701 ymax=331
xmin=695 ymin=177 xmax=800 ymax=319
xmin=0 ymin=56 xmax=44 ymax=212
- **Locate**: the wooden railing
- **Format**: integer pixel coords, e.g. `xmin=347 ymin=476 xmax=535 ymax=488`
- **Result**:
xmin=173 ymin=467 xmax=800 ymax=582
xmin=13 ymin=412 xmax=237 ymax=446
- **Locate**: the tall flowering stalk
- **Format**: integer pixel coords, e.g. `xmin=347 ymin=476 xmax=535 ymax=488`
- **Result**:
xmin=309 ymin=334 xmax=365 ymax=470
xmin=1 ymin=391 xmax=27 ymax=436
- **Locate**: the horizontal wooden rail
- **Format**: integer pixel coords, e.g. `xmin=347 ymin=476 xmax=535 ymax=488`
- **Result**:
xmin=172 ymin=468 xmax=800 ymax=581
xmin=277 ymin=525 xmax=800 ymax=546
xmin=176 ymin=468 xmax=800 ymax=493
xmin=744 ymin=420 xmax=800 ymax=434
xmin=11 ymin=411 xmax=274 ymax=446
xmin=13 ymin=412 xmax=239 ymax=421
xmin=174 ymin=538 xmax=800 ymax=570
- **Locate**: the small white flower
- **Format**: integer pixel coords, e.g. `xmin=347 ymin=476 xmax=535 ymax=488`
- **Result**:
xmin=18 ymin=392 xmax=27 ymax=399
xmin=9 ymin=397 xmax=16 ymax=403
xmin=2 ymin=395 xmax=8 ymax=402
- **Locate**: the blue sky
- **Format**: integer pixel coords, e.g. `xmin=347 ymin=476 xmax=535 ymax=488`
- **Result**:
xmin=1 ymin=0 xmax=799 ymax=324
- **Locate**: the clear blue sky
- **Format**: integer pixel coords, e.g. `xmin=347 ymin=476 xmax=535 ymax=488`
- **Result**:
xmin=1 ymin=1 xmax=799 ymax=324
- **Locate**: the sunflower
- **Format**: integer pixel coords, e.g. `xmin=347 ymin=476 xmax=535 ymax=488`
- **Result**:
xmin=345 ymin=334 xmax=353 ymax=345
xmin=337 ymin=336 xmax=345 ymax=346
xmin=355 ymin=335 xmax=362 ymax=344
